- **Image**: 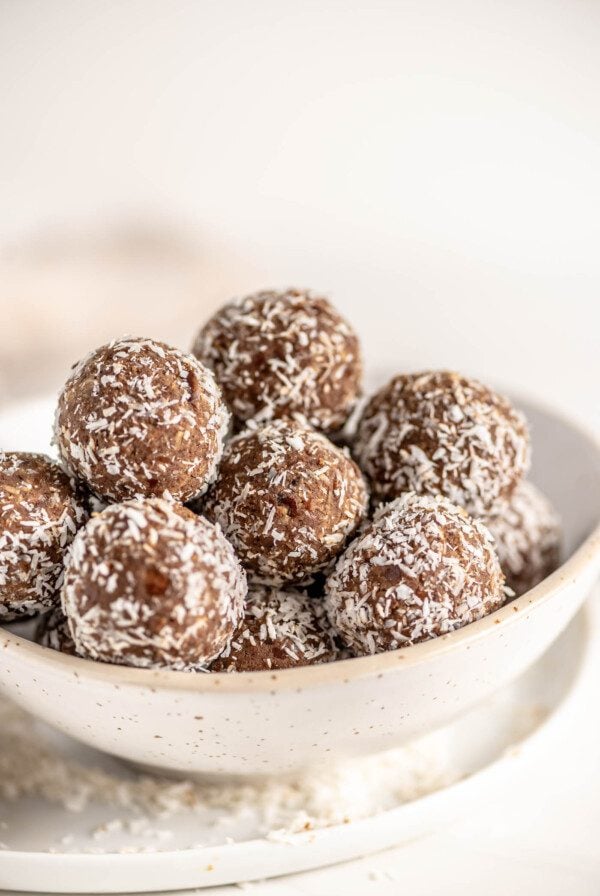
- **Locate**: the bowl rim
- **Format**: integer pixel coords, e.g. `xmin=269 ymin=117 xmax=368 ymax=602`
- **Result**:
xmin=1 ymin=391 xmax=600 ymax=694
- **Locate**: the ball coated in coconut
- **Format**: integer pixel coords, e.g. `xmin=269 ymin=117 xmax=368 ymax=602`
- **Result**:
xmin=0 ymin=452 xmax=87 ymax=621
xmin=325 ymin=492 xmax=506 ymax=655
xmin=62 ymin=498 xmax=246 ymax=670
xmin=354 ymin=370 xmax=530 ymax=517
xmin=211 ymin=587 xmax=337 ymax=673
xmin=483 ymin=480 xmax=561 ymax=597
xmin=203 ymin=419 xmax=369 ymax=585
xmin=35 ymin=608 xmax=79 ymax=656
xmin=193 ymin=288 xmax=362 ymax=432
xmin=55 ymin=336 xmax=230 ymax=503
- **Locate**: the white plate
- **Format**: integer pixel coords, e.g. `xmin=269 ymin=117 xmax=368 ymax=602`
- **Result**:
xmin=0 ymin=594 xmax=592 ymax=894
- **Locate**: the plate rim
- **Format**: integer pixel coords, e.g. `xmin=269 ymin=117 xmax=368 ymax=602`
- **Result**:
xmin=0 ymin=602 xmax=591 ymax=893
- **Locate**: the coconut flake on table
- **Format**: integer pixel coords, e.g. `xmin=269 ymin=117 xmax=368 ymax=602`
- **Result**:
xmin=0 ymin=694 xmax=455 ymax=854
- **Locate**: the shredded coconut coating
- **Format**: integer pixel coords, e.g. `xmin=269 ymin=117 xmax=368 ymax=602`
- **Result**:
xmin=211 ymin=587 xmax=337 ymax=673
xmin=354 ymin=371 xmax=530 ymax=517
xmin=61 ymin=499 xmax=247 ymax=670
xmin=35 ymin=608 xmax=79 ymax=656
xmin=193 ymin=288 xmax=362 ymax=432
xmin=483 ymin=481 xmax=561 ymax=597
xmin=325 ymin=492 xmax=506 ymax=655
xmin=54 ymin=336 xmax=230 ymax=503
xmin=203 ymin=420 xmax=369 ymax=586
xmin=0 ymin=452 xmax=88 ymax=621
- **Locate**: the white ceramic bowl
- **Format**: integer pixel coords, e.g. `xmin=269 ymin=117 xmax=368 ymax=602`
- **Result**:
xmin=0 ymin=393 xmax=599 ymax=778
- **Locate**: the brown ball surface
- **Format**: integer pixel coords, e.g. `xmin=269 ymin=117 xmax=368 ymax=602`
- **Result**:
xmin=0 ymin=452 xmax=88 ymax=621
xmin=211 ymin=587 xmax=337 ymax=673
xmin=483 ymin=481 xmax=561 ymax=597
xmin=62 ymin=498 xmax=246 ymax=670
xmin=192 ymin=288 xmax=362 ymax=432
xmin=325 ymin=492 xmax=506 ymax=655
xmin=35 ymin=608 xmax=79 ymax=656
xmin=354 ymin=371 xmax=530 ymax=517
xmin=203 ymin=420 xmax=369 ymax=585
xmin=55 ymin=336 xmax=230 ymax=503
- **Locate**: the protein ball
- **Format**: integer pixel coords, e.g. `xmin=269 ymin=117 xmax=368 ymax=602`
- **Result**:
xmin=35 ymin=608 xmax=79 ymax=657
xmin=55 ymin=336 xmax=230 ymax=503
xmin=354 ymin=370 xmax=530 ymax=516
xmin=0 ymin=452 xmax=88 ymax=621
xmin=61 ymin=499 xmax=246 ymax=670
xmin=211 ymin=587 xmax=337 ymax=672
xmin=193 ymin=288 xmax=362 ymax=432
xmin=203 ymin=420 xmax=369 ymax=585
xmin=325 ymin=492 xmax=506 ymax=655
xmin=483 ymin=481 xmax=561 ymax=597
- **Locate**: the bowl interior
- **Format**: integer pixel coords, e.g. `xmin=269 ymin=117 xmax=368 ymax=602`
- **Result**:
xmin=521 ymin=396 xmax=600 ymax=555
xmin=1 ymin=390 xmax=600 ymax=780
xmin=0 ymin=390 xmax=599 ymax=683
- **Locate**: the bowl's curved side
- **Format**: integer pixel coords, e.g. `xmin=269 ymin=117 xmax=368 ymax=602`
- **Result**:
xmin=1 ymin=564 xmax=596 ymax=777
xmin=0 ymin=394 xmax=599 ymax=775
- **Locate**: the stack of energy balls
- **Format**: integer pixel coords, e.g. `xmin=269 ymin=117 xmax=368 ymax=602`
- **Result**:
xmin=0 ymin=288 xmax=561 ymax=673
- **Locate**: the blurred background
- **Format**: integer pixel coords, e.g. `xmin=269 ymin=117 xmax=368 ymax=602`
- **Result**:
xmin=1 ymin=0 xmax=599 ymax=428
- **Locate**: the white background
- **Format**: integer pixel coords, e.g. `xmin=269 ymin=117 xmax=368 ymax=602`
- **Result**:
xmin=1 ymin=0 xmax=599 ymax=422
xmin=0 ymin=2 xmax=599 ymax=893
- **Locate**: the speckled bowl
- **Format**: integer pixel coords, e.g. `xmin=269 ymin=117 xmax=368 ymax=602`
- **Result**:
xmin=0 ymin=394 xmax=599 ymax=777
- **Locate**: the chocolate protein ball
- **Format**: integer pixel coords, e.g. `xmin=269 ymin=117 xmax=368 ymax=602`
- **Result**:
xmin=35 ymin=608 xmax=78 ymax=656
xmin=55 ymin=336 xmax=230 ymax=503
xmin=62 ymin=498 xmax=246 ymax=670
xmin=211 ymin=587 xmax=337 ymax=673
xmin=325 ymin=492 xmax=506 ymax=655
xmin=483 ymin=480 xmax=561 ymax=597
xmin=193 ymin=288 xmax=362 ymax=432
xmin=0 ymin=452 xmax=87 ymax=621
xmin=203 ymin=420 xmax=369 ymax=585
xmin=354 ymin=371 xmax=530 ymax=517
